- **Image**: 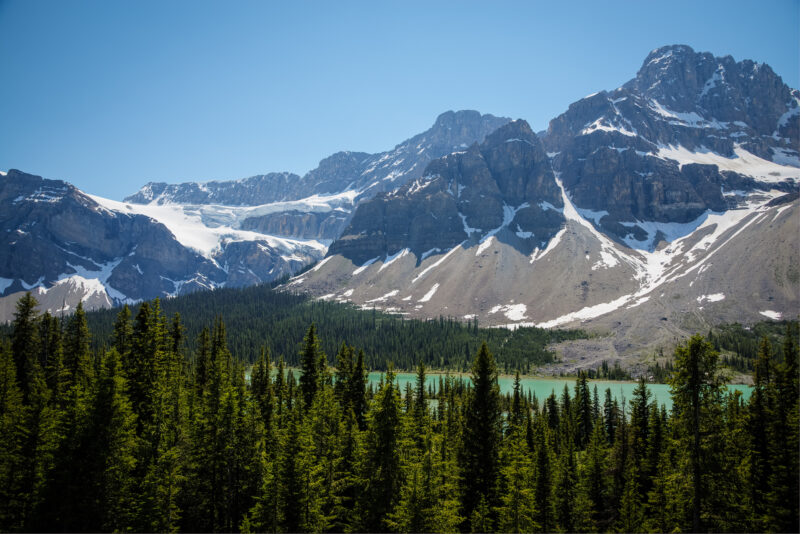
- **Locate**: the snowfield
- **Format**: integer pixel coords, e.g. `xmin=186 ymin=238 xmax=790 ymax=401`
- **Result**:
xmin=89 ymin=194 xmax=332 ymax=260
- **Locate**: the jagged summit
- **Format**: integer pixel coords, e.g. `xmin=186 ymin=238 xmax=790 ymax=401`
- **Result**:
xmin=625 ymin=44 xmax=796 ymax=136
xmin=124 ymin=110 xmax=511 ymax=207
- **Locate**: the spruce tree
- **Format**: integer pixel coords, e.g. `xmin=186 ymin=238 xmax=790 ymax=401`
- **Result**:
xmin=459 ymin=342 xmax=502 ymax=529
xmin=0 ymin=342 xmax=28 ymax=531
xmin=349 ymin=349 xmax=368 ymax=430
xmin=670 ymin=334 xmax=724 ymax=533
xmin=583 ymin=420 xmax=608 ymax=529
xmin=496 ymin=421 xmax=536 ymax=533
xmin=94 ymin=348 xmax=139 ymax=532
xmin=574 ymin=370 xmax=593 ymax=449
xmin=766 ymin=324 xmax=800 ymax=533
xmin=11 ymin=292 xmax=40 ymax=399
xmin=553 ymin=437 xmax=578 ymax=532
xmin=299 ymin=324 xmax=322 ymax=408
xmin=359 ymin=366 xmax=403 ymax=532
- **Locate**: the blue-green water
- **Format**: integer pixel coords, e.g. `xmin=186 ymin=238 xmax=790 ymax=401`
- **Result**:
xmin=368 ymin=372 xmax=752 ymax=412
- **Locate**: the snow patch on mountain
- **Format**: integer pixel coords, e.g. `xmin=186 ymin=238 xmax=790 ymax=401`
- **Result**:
xmin=620 ymin=214 xmax=711 ymax=252
xmin=366 ymin=289 xmax=399 ymax=303
xmin=655 ymin=145 xmax=800 ymax=183
xmin=475 ymin=203 xmax=530 ymax=254
xmin=412 ymin=243 xmax=464 ymax=284
xmin=380 ymin=248 xmax=410 ymax=272
xmin=476 ymin=236 xmax=494 ymax=256
xmin=696 ymin=293 xmax=725 ymax=303
xmin=489 ymin=303 xmax=528 ymax=321
xmin=581 ymin=118 xmax=637 ymax=137
xmin=0 ymin=278 xmax=13 ymax=294
xmin=419 ymin=283 xmax=439 ymax=303
xmin=353 ymin=257 xmax=379 ymax=275
xmin=530 ymin=227 xmax=566 ymax=264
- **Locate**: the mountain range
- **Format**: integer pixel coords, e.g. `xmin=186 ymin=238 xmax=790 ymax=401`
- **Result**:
xmin=2 ymin=44 xmax=798 ymax=366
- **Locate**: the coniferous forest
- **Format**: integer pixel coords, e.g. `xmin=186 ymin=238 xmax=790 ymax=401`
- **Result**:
xmin=1 ymin=293 xmax=798 ymax=533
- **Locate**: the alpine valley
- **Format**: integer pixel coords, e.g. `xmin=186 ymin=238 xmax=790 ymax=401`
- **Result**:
xmin=2 ymin=45 xmax=798 ymax=365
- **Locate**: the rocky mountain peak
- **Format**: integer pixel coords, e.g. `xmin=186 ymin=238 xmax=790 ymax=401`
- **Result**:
xmin=625 ymin=44 xmax=796 ymax=136
xmin=401 ymin=110 xmax=511 ymax=152
xmin=483 ymin=119 xmax=538 ymax=145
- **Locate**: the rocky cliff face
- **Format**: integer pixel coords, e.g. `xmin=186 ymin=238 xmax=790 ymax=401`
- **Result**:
xmin=329 ymin=120 xmax=564 ymax=264
xmin=543 ymin=44 xmax=799 ymax=249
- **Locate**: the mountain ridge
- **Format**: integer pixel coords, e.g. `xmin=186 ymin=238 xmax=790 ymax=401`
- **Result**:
xmin=2 ymin=45 xmax=798 ymax=368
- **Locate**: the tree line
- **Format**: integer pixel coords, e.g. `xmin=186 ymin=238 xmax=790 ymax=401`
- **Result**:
xmin=66 ymin=283 xmax=586 ymax=372
xmin=0 ymin=293 xmax=797 ymax=533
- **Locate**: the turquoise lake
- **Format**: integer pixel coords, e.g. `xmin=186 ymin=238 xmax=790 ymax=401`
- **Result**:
xmin=367 ymin=372 xmax=752 ymax=411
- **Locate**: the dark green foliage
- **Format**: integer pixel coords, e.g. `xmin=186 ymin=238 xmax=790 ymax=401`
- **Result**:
xmin=0 ymin=293 xmax=798 ymax=533
xmin=68 ymin=284 xmax=586 ymax=371
xmin=460 ymin=342 xmax=502 ymax=529
xmin=670 ymin=334 xmax=725 ymax=533
xmin=299 ymin=324 xmax=323 ymax=408
xmin=0 ymin=341 xmax=27 ymax=531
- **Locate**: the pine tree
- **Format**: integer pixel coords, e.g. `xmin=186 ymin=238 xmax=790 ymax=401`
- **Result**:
xmin=275 ymin=354 xmax=287 ymax=422
xmin=112 ymin=304 xmax=133 ymax=363
xmin=19 ymin=359 xmax=60 ymax=532
xmin=469 ymin=496 xmax=493 ymax=534
xmin=359 ymin=366 xmax=403 ymax=532
xmin=350 ymin=349 xmax=368 ymax=430
xmin=603 ymin=388 xmax=618 ymax=444
xmin=766 ymin=324 xmax=800 ymax=533
xmin=251 ymin=347 xmax=275 ymax=436
xmin=509 ymin=370 xmax=525 ymax=431
xmin=460 ymin=342 xmax=502 ymax=529
xmin=94 ymin=348 xmax=139 ymax=531
xmin=644 ymin=445 xmax=689 ymax=533
xmin=11 ymin=292 xmax=40 ymax=400
xmin=182 ymin=317 xmax=233 ymax=532
xmin=553 ymin=437 xmax=578 ymax=532
xmin=496 ymin=423 xmax=537 ymax=533
xmin=574 ymin=370 xmax=593 ymax=449
xmin=617 ymin=462 xmax=644 ymax=533
xmin=308 ymin=383 xmax=341 ymax=530
xmin=583 ymin=420 xmax=608 ymax=529
xmin=670 ymin=333 xmax=725 ymax=533
xmin=531 ymin=418 xmax=554 ymax=533
xmin=329 ymin=407 xmax=362 ymax=532
xmin=628 ymin=377 xmax=652 ymax=495
xmin=299 ymin=324 xmax=322 ymax=408
xmin=0 ymin=342 xmax=28 ymax=531
xmin=281 ymin=407 xmax=328 ymax=532
xmin=333 ymin=342 xmax=354 ymax=405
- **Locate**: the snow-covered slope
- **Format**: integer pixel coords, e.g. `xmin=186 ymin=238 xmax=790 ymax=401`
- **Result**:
xmin=88 ymin=194 xmax=336 ymax=260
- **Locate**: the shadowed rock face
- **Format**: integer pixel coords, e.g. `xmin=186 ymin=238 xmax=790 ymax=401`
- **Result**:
xmin=328 ymin=120 xmax=566 ymax=265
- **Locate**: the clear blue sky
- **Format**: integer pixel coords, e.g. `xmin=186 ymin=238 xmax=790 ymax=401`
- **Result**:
xmin=1 ymin=0 xmax=798 ymax=199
